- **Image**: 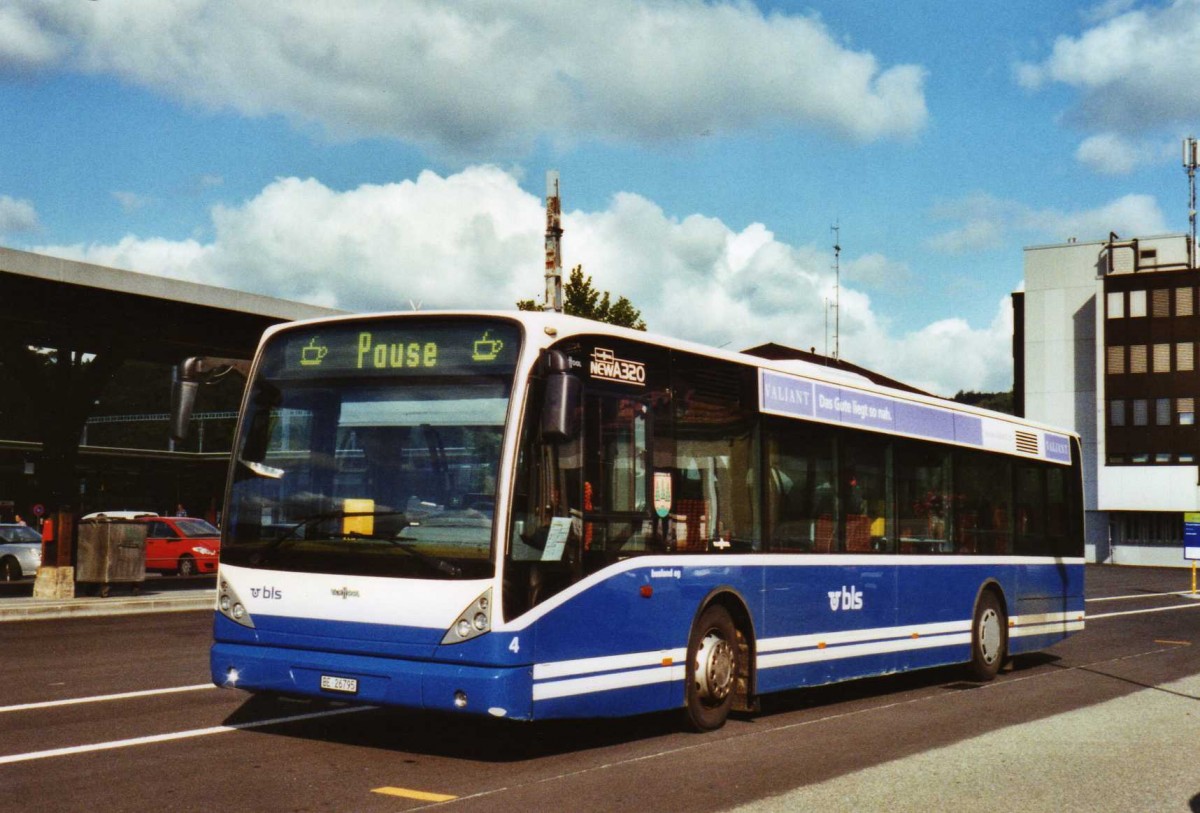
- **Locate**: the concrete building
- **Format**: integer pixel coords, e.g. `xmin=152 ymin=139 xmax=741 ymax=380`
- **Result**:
xmin=1016 ymin=232 xmax=1199 ymax=567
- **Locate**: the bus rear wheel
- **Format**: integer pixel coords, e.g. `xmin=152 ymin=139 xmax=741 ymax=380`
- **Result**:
xmin=683 ymin=604 xmax=738 ymax=732
xmin=967 ymin=591 xmax=1007 ymax=681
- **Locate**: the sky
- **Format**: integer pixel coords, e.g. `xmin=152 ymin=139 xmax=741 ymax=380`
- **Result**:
xmin=2 ymin=1 xmax=1199 ymax=396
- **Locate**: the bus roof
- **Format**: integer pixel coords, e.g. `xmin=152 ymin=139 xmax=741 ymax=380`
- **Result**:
xmin=258 ymin=308 xmax=1079 ymax=450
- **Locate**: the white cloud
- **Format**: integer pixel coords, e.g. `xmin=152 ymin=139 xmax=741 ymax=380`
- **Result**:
xmin=928 ymin=192 xmax=1165 ymax=253
xmin=112 ymin=191 xmax=152 ymax=212
xmin=34 ymin=165 xmax=1014 ymax=396
xmin=2 ymin=1 xmax=927 ymax=155
xmin=1075 ymin=132 xmax=1172 ymax=174
xmin=0 ymin=195 xmax=39 ymax=234
xmin=0 ymin=5 xmax=67 ymax=68
xmin=1016 ymin=0 xmax=1200 ymax=130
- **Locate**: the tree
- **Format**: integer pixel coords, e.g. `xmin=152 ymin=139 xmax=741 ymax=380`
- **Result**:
xmin=518 ymin=265 xmax=646 ymax=330
xmin=952 ymin=390 xmax=1013 ymax=415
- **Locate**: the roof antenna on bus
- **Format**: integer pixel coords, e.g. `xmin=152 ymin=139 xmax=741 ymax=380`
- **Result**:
xmin=544 ymin=170 xmax=564 ymax=313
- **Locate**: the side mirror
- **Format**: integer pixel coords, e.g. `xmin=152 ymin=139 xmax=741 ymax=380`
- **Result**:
xmin=540 ymin=350 xmax=580 ymax=443
xmin=169 ymin=356 xmax=252 ymax=442
xmin=170 ymin=359 xmax=202 ymax=441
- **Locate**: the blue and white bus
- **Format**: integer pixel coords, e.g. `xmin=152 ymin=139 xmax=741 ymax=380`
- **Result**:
xmin=199 ymin=311 xmax=1084 ymax=731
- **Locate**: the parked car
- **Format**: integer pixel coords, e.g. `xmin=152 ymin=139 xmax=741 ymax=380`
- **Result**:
xmin=138 ymin=517 xmax=220 ymax=577
xmin=82 ymin=511 xmax=158 ymax=520
xmin=0 ymin=524 xmax=43 ymax=581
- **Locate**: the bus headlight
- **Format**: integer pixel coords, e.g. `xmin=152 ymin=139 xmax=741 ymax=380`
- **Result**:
xmin=217 ymin=578 xmax=255 ymax=629
xmin=442 ymin=587 xmax=492 ymax=645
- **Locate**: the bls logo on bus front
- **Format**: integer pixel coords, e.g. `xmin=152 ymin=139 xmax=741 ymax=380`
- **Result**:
xmin=828 ymin=586 xmax=863 ymax=611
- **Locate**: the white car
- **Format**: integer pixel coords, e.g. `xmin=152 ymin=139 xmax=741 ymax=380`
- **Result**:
xmin=82 ymin=511 xmax=159 ymax=519
xmin=0 ymin=524 xmax=43 ymax=581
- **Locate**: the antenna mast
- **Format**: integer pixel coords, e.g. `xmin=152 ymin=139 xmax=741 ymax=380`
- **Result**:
xmin=544 ymin=170 xmax=564 ymax=312
xmin=1185 ymin=138 xmax=1198 ymax=269
xmin=831 ymin=223 xmax=841 ymax=360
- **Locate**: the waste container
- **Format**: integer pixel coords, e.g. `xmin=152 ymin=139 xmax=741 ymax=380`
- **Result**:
xmin=76 ymin=517 xmax=147 ymax=596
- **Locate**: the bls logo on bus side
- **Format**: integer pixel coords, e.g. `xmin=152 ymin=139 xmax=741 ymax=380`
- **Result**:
xmin=828 ymin=586 xmax=863 ymax=611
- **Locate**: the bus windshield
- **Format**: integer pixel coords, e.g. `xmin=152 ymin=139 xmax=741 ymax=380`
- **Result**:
xmin=223 ymin=318 xmax=520 ymax=580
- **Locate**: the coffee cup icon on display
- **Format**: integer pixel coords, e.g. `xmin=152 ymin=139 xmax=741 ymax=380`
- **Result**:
xmin=472 ymin=331 xmax=504 ymax=362
xmin=300 ymin=338 xmax=328 ymax=366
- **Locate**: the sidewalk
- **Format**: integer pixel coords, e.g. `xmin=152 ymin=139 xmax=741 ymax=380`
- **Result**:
xmin=0 ymin=581 xmax=214 ymax=622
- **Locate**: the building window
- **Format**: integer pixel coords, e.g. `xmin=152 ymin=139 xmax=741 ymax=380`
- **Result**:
xmin=1131 ymin=453 xmax=1150 ymax=463
xmin=1130 ymin=345 xmax=1148 ymax=374
xmin=1152 ymin=288 xmax=1170 ymax=317
xmin=1153 ymin=343 xmax=1172 ymax=372
xmin=1129 ymin=290 xmax=1147 ymax=317
xmin=1155 ymin=453 xmax=1173 ymax=463
xmin=1182 ymin=454 xmax=1196 ymax=463
xmin=1156 ymin=398 xmax=1171 ymax=426
xmin=1110 ymin=400 xmax=1126 ymax=426
xmin=1107 ymin=345 xmax=1125 ymax=374
xmin=1177 ymin=287 xmax=1194 ymax=317
xmin=1132 ymin=399 xmax=1148 ymax=426
xmin=1179 ymin=397 xmax=1195 ymax=426
xmin=1179 ymin=342 xmax=1195 ymax=372
xmin=1107 ymin=291 xmax=1124 ymax=318
xmin=1108 ymin=454 xmax=1125 ymax=464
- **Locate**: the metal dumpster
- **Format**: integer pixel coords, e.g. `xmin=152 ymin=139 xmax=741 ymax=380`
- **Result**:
xmin=76 ymin=517 xmax=147 ymax=596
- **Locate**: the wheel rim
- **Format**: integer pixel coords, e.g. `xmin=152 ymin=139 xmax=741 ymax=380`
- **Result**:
xmin=694 ymin=631 xmax=735 ymax=704
xmin=978 ymin=607 xmax=1001 ymax=664
xmin=180 ymin=559 xmax=194 ymax=577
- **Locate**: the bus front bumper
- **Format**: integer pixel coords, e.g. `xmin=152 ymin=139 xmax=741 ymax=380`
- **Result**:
xmin=210 ymin=642 xmax=533 ymax=720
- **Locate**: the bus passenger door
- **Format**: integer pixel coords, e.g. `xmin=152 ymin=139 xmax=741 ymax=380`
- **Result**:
xmin=580 ymin=391 xmax=656 ymax=569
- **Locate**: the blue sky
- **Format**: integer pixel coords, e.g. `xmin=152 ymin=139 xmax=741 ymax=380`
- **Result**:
xmin=2 ymin=0 xmax=1198 ymax=395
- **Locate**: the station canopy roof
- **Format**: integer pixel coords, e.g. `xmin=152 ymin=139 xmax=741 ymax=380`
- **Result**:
xmin=0 ymin=246 xmax=343 ymax=363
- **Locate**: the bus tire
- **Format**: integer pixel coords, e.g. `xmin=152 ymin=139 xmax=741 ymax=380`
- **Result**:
xmin=683 ymin=604 xmax=738 ymax=732
xmin=967 ymin=591 xmax=1007 ymax=681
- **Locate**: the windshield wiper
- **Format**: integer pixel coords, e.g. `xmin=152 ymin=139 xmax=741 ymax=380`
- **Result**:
xmin=344 ymin=532 xmax=462 ymax=577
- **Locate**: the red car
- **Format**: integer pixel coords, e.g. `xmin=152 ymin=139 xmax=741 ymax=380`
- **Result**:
xmin=140 ymin=517 xmax=220 ymax=576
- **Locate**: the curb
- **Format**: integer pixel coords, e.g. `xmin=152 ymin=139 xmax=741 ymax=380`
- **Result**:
xmin=0 ymin=592 xmax=214 ymax=622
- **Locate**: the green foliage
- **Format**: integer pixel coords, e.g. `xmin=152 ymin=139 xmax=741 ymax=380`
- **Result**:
xmin=517 ymin=265 xmax=646 ymax=330
xmin=952 ymin=390 xmax=1013 ymax=415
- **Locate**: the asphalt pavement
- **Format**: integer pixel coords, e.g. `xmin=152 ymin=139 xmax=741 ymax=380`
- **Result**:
xmin=0 ymin=576 xmax=213 ymax=622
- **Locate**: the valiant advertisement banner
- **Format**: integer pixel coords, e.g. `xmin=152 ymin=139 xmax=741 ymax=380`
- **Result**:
xmin=759 ymin=369 xmax=1071 ymax=465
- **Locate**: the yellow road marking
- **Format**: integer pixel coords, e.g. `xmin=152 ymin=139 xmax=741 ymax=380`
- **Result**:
xmin=372 ymin=787 xmax=458 ymax=802
xmin=1154 ymin=639 xmax=1191 ymax=646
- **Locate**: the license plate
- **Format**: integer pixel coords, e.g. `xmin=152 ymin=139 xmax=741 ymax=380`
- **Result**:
xmin=320 ymin=675 xmax=358 ymax=694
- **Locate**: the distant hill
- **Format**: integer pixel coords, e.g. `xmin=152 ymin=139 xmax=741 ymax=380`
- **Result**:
xmin=952 ymin=390 xmax=1013 ymax=415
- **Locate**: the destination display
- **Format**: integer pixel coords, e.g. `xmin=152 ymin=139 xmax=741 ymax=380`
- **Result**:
xmin=266 ymin=319 xmax=521 ymax=378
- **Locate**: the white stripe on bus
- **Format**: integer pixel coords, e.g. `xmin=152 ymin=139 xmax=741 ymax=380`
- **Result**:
xmin=530 ymin=610 xmax=1084 ymax=702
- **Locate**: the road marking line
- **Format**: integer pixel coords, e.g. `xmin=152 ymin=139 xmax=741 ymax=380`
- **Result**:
xmin=1087 ymin=603 xmax=1200 ymax=620
xmin=372 ymin=787 xmax=458 ymax=802
xmin=1087 ymin=589 xmax=1199 ymax=603
xmin=0 ymin=684 xmax=215 ymax=715
xmin=0 ymin=705 xmax=370 ymax=765
xmin=1153 ymin=640 xmax=1191 ymax=645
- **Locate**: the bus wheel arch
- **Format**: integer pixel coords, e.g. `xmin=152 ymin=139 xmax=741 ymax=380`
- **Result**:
xmin=682 ymin=590 xmax=756 ymax=732
xmin=967 ymin=583 xmax=1008 ymax=681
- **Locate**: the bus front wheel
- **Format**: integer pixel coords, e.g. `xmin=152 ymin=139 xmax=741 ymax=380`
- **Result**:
xmin=683 ymin=604 xmax=738 ymax=732
xmin=967 ymin=591 xmax=1007 ymax=681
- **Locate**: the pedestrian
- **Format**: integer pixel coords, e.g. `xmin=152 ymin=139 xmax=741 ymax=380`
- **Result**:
xmin=14 ymin=514 xmax=26 ymax=526
xmin=175 ymin=503 xmax=188 ymax=517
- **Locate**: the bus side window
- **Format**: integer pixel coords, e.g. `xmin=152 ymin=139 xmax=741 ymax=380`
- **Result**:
xmin=1015 ymin=462 xmax=1048 ymax=556
xmin=669 ymin=353 xmax=759 ymax=552
xmin=954 ymin=449 xmax=1012 ymax=555
xmin=763 ymin=417 xmax=835 ymax=553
